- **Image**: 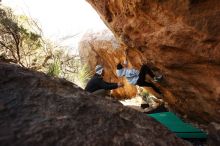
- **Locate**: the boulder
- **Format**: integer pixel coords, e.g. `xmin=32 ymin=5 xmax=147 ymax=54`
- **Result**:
xmin=0 ymin=62 xmax=190 ymax=146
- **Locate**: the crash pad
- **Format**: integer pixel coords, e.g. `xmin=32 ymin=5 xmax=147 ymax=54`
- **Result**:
xmin=147 ymin=112 xmax=207 ymax=139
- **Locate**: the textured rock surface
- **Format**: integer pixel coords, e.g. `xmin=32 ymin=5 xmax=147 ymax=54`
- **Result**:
xmin=0 ymin=62 xmax=190 ymax=146
xmin=207 ymin=122 xmax=220 ymax=146
xmin=87 ymin=0 xmax=220 ymax=123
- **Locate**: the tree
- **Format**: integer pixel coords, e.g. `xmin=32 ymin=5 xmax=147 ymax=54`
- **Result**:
xmin=0 ymin=7 xmax=22 ymax=65
xmin=0 ymin=6 xmax=52 ymax=69
xmin=0 ymin=6 xmax=92 ymax=88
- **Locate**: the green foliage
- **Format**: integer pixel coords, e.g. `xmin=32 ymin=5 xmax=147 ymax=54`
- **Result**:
xmin=141 ymin=90 xmax=149 ymax=98
xmin=74 ymin=64 xmax=92 ymax=88
xmin=0 ymin=7 xmax=20 ymax=61
xmin=47 ymin=59 xmax=61 ymax=77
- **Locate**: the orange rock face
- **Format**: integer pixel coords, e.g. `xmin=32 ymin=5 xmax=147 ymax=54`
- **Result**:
xmin=86 ymin=0 xmax=220 ymax=123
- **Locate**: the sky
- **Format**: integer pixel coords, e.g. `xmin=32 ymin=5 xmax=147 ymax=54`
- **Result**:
xmin=1 ymin=0 xmax=108 ymax=53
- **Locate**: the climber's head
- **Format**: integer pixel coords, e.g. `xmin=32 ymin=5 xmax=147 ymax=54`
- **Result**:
xmin=117 ymin=63 xmax=123 ymax=70
xmin=95 ymin=65 xmax=104 ymax=75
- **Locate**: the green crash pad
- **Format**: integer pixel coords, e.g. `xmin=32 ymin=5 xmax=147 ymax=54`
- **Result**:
xmin=147 ymin=112 xmax=207 ymax=139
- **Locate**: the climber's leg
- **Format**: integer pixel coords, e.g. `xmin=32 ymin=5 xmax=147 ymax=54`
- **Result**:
xmin=138 ymin=64 xmax=155 ymax=80
xmin=137 ymin=64 xmax=163 ymax=84
xmin=136 ymin=81 xmax=162 ymax=95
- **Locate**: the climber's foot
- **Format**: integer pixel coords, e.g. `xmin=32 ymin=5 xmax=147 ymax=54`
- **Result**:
xmin=154 ymin=74 xmax=163 ymax=82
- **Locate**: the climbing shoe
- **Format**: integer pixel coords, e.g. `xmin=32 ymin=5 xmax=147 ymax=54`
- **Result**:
xmin=154 ymin=74 xmax=163 ymax=82
xmin=141 ymin=103 xmax=150 ymax=109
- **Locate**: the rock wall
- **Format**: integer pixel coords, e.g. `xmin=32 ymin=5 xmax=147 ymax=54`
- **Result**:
xmin=86 ymin=0 xmax=220 ymax=123
xmin=0 ymin=62 xmax=190 ymax=146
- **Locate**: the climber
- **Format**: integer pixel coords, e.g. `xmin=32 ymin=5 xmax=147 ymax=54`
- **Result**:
xmin=116 ymin=61 xmax=163 ymax=95
xmin=85 ymin=65 xmax=124 ymax=95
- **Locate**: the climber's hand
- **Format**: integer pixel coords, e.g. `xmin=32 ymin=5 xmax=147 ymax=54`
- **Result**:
xmin=118 ymin=82 xmax=124 ymax=87
xmin=123 ymin=60 xmax=128 ymax=67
